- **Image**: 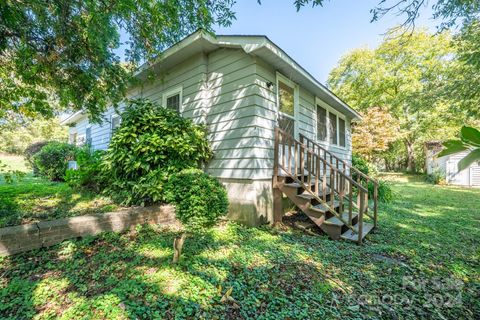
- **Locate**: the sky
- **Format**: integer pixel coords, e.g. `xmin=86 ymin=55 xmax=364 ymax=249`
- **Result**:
xmin=214 ymin=0 xmax=436 ymax=83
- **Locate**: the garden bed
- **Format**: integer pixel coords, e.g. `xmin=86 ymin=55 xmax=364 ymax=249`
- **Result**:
xmin=0 ymin=174 xmax=478 ymax=319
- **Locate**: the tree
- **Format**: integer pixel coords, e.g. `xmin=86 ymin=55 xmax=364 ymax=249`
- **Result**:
xmin=294 ymin=0 xmax=479 ymax=30
xmin=448 ymin=19 xmax=480 ymax=118
xmin=0 ymin=0 xmax=235 ymax=122
xmin=0 ymin=118 xmax=67 ymax=154
xmin=352 ymin=107 xmax=399 ymax=161
xmin=328 ymin=30 xmax=465 ymax=172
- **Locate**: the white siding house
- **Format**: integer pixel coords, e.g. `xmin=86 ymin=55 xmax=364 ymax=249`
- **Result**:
xmin=426 ymin=142 xmax=480 ymax=187
xmin=62 ymin=30 xmax=361 ymax=225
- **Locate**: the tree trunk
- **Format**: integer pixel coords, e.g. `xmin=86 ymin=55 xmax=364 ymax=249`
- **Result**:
xmin=405 ymin=139 xmax=415 ymax=172
xmin=172 ymin=232 xmax=187 ymax=264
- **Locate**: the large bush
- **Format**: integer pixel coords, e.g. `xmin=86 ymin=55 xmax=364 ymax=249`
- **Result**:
xmin=33 ymin=142 xmax=77 ymax=181
xmin=164 ymin=168 xmax=228 ymax=263
xmin=352 ymin=153 xmax=393 ymax=203
xmin=101 ymin=99 xmax=212 ymax=205
xmin=65 ymin=146 xmax=104 ymax=190
xmin=24 ymin=141 xmax=50 ymax=175
xmin=165 ymin=168 xmax=229 ymax=231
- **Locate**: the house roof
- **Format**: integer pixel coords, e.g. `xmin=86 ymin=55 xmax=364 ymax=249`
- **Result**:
xmin=62 ymin=29 xmax=361 ymax=125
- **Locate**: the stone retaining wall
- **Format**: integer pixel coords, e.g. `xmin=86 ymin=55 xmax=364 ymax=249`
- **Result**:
xmin=0 ymin=205 xmax=176 ymax=256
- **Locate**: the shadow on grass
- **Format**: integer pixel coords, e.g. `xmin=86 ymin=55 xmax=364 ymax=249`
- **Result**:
xmin=0 ymin=175 xmax=116 ymax=228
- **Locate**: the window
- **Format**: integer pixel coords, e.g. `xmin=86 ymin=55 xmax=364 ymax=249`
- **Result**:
xmin=316 ymin=98 xmax=347 ymax=148
xmin=316 ymin=105 xmax=327 ymax=141
xmin=69 ymin=132 xmax=77 ymax=145
xmin=163 ymin=86 xmax=183 ymax=113
xmin=329 ymin=112 xmax=337 ymax=145
xmin=166 ymin=94 xmax=180 ymax=112
xmin=339 ymin=117 xmax=346 ymax=147
xmin=277 ymin=78 xmax=296 ymax=137
xmin=111 ymin=115 xmax=121 ymax=132
xmin=86 ymin=127 xmax=92 ymax=146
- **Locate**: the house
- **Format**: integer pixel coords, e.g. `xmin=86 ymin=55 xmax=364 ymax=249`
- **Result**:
xmin=425 ymin=141 xmax=480 ymax=186
xmin=62 ymin=30 xmax=377 ymax=242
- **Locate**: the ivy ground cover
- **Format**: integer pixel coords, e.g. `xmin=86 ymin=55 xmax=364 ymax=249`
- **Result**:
xmin=0 ymin=174 xmax=479 ymax=319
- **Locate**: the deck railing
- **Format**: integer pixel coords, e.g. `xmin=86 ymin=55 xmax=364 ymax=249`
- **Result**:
xmin=274 ymin=127 xmax=371 ymax=242
xmin=300 ymin=133 xmax=378 ymax=228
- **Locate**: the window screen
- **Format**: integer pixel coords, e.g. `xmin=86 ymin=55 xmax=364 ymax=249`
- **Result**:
xmin=329 ymin=112 xmax=337 ymax=145
xmin=86 ymin=127 xmax=92 ymax=146
xmin=278 ymin=81 xmax=294 ymax=117
xmin=69 ymin=133 xmax=77 ymax=145
xmin=111 ymin=116 xmax=121 ymax=132
xmin=316 ymin=105 xmax=327 ymax=141
xmin=166 ymin=93 xmax=180 ymax=112
xmin=339 ymin=118 xmax=346 ymax=147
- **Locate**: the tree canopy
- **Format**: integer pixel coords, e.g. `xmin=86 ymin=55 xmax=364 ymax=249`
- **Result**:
xmin=328 ymin=30 xmax=473 ymax=171
xmin=0 ymin=0 xmax=235 ymax=122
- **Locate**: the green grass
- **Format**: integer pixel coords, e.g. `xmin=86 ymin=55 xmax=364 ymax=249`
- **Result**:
xmin=0 ymin=154 xmax=119 ymax=228
xmin=0 ymin=174 xmax=479 ymax=319
xmin=0 ymin=153 xmax=29 ymax=172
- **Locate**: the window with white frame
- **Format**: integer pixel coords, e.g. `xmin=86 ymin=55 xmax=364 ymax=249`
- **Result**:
xmin=69 ymin=131 xmax=77 ymax=145
xmin=316 ymin=101 xmax=346 ymax=148
xmin=111 ymin=115 xmax=121 ymax=132
xmin=85 ymin=126 xmax=92 ymax=146
xmin=163 ymin=86 xmax=182 ymax=113
xmin=277 ymin=75 xmax=297 ymax=138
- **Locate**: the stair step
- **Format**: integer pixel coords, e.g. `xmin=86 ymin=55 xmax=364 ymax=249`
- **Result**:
xmin=310 ymin=200 xmax=340 ymax=213
xmin=324 ymin=212 xmax=358 ymax=226
xmin=341 ymin=223 xmax=375 ymax=242
xmin=284 ymin=182 xmax=315 ymax=189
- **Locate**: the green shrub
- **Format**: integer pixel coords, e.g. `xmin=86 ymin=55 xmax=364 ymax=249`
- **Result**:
xmin=24 ymin=141 xmax=50 ymax=175
xmin=352 ymin=154 xmax=392 ymax=202
xmin=368 ymin=179 xmax=394 ymax=203
xmin=33 ymin=142 xmax=77 ymax=181
xmin=352 ymin=153 xmax=378 ymax=179
xmin=65 ymin=146 xmax=104 ymax=190
xmin=425 ymin=169 xmax=446 ymax=185
xmin=164 ymin=168 xmax=228 ymax=263
xmin=165 ymin=168 xmax=229 ymax=232
xmin=101 ymin=99 xmax=212 ymax=205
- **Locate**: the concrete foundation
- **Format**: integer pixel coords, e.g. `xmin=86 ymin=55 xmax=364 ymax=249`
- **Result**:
xmin=219 ymin=178 xmax=274 ymax=226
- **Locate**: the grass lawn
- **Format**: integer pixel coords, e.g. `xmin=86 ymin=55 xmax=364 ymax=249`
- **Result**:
xmin=0 ymin=174 xmax=479 ymax=319
xmin=0 ymin=154 xmax=119 ymax=228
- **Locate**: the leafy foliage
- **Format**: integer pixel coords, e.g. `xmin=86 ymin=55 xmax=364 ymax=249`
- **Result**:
xmin=352 ymin=154 xmax=394 ymax=202
xmin=0 ymin=1 xmax=236 ymax=121
xmin=24 ymin=141 xmax=51 ymax=175
xmin=165 ymin=169 xmax=228 ymax=232
xmin=0 ymin=161 xmax=26 ymax=184
xmin=65 ymin=146 xmax=104 ymax=191
xmin=101 ymin=99 xmax=212 ymax=205
xmin=1 ymin=175 xmax=479 ymax=318
xmin=0 ymin=177 xmax=117 ymax=228
xmin=352 ymin=107 xmax=399 ymax=160
xmin=425 ymin=168 xmax=446 ymax=185
xmin=328 ymin=29 xmax=468 ymax=172
xmin=0 ymin=119 xmax=67 ymax=154
xmin=438 ymin=126 xmax=480 ymax=171
xmin=33 ymin=142 xmax=77 ymax=181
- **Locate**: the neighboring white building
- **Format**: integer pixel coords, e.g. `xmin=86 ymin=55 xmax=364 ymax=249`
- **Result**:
xmin=61 ymin=30 xmax=361 ymax=226
xmin=425 ymin=141 xmax=480 ymax=187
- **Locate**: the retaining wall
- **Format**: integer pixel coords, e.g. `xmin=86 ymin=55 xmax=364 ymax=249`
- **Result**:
xmin=0 ymin=205 xmax=176 ymax=256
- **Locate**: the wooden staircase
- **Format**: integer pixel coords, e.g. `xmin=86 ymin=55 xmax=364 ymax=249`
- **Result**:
xmin=272 ymin=127 xmax=378 ymax=244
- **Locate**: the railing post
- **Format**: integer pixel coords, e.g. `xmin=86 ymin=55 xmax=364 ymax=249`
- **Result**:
xmin=374 ymin=181 xmax=378 ymax=228
xmin=358 ymin=191 xmax=365 ymax=245
xmin=273 ymin=127 xmax=279 ymax=179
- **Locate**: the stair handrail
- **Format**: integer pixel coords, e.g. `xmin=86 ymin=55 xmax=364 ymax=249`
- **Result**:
xmin=274 ymin=127 xmax=369 ymax=238
xmin=299 ymin=133 xmax=378 ymax=228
